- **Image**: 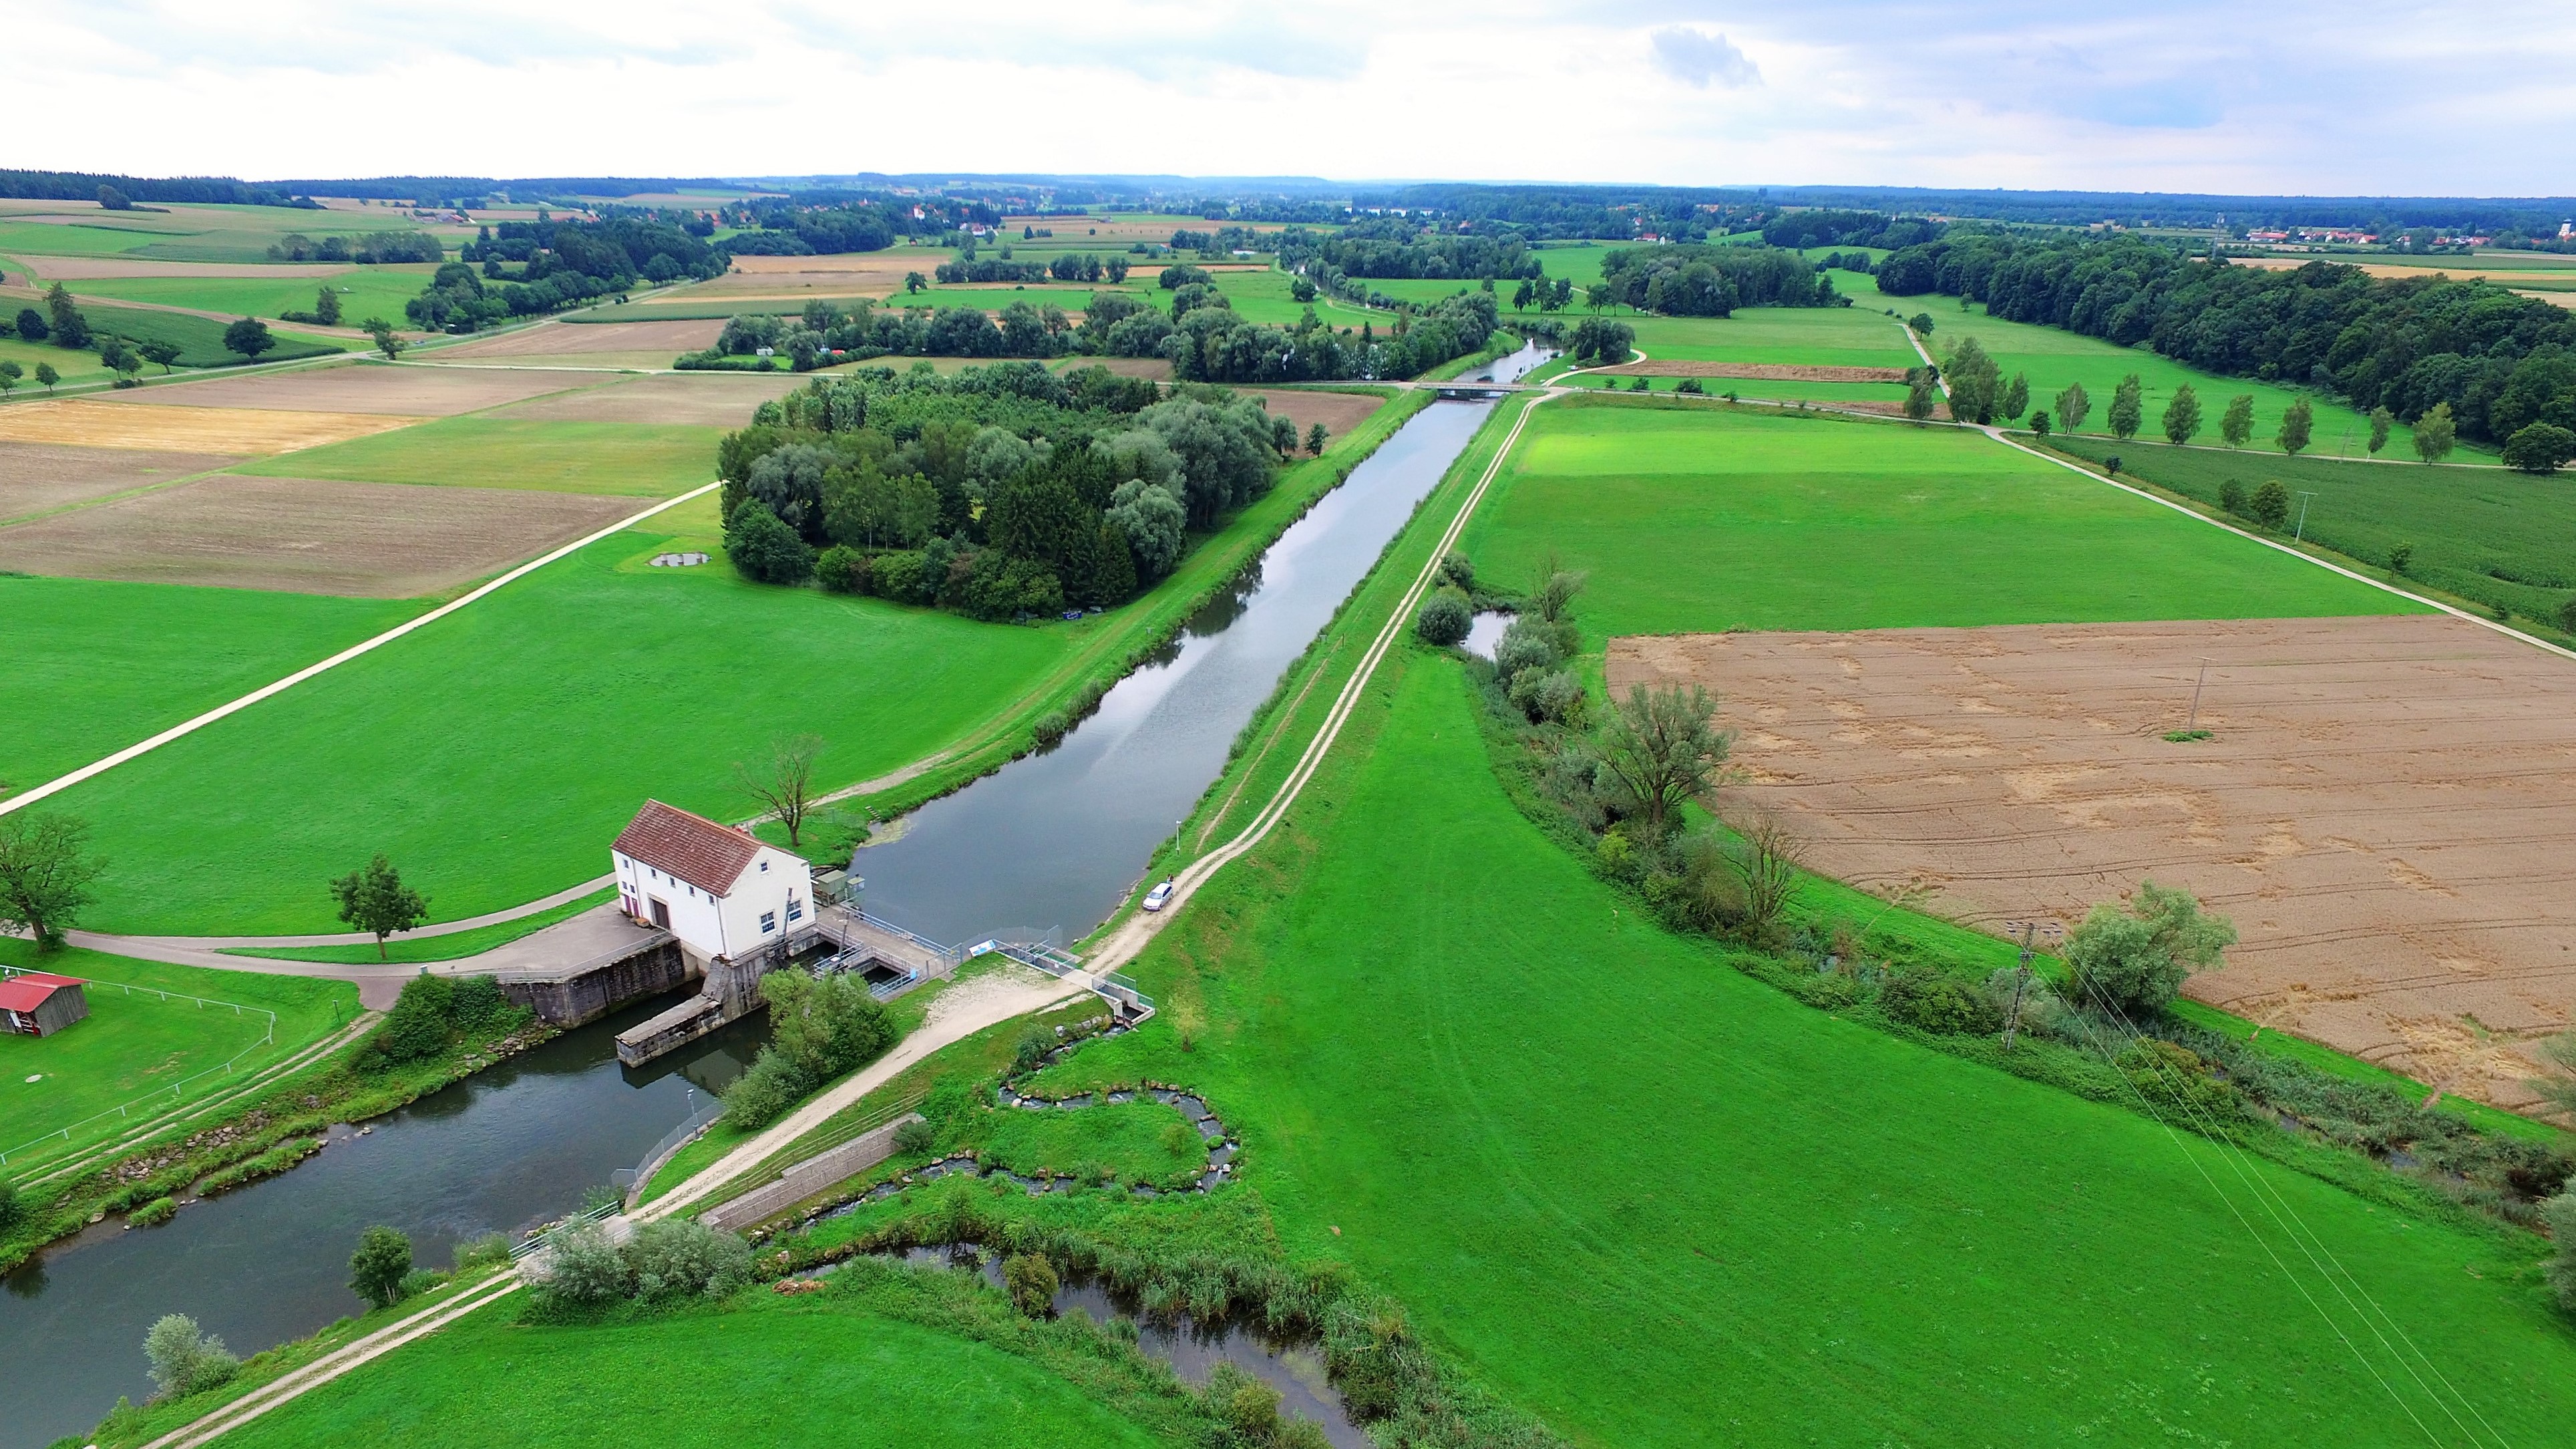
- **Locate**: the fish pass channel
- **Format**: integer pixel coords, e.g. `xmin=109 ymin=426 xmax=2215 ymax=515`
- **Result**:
xmin=0 ymin=347 xmax=1547 ymax=1448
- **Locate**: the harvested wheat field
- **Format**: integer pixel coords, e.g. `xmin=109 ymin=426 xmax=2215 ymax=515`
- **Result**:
xmin=1058 ymin=355 xmax=1172 ymax=380
xmin=495 ymin=369 xmax=805 ymax=425
xmin=0 ymin=400 xmax=412 ymax=454
xmin=1593 ymin=360 xmax=1908 ymax=382
xmin=0 ymin=474 xmax=639 ymax=597
xmin=15 ymin=256 xmax=352 ymax=280
xmin=1238 ymin=388 xmax=1385 ymax=440
xmin=685 ymin=250 xmax=943 ymax=298
xmin=427 ymin=318 xmax=723 ymax=360
xmin=0 ymin=442 xmax=240 ymax=520
xmin=112 ymin=363 xmax=582 ymax=416
xmin=1609 ymin=614 xmax=2576 ymax=1108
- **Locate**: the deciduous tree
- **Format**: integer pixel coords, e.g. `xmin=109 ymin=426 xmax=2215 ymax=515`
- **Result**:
xmin=2276 ymin=397 xmax=2312 ymax=456
xmin=2250 ymin=478 xmax=2291 ymax=530
xmin=1591 ymin=683 xmax=1733 ymax=838
xmin=2412 ymin=401 xmax=2456 ymax=462
xmin=2503 ymin=422 xmax=2576 ymax=474
xmin=34 ymin=361 xmax=59 ymax=392
xmin=737 ymin=733 xmax=823 ymax=848
xmin=2062 ymin=882 xmax=2235 ymax=1016
xmin=361 ymin=318 xmax=405 ymax=360
xmin=2000 ymin=371 xmax=2028 ymax=423
xmin=138 ymin=339 xmax=182 ymax=373
xmin=44 ymin=283 xmax=89 ymax=349
xmin=2107 ymin=373 xmax=2144 ymax=440
xmin=2054 ymin=381 xmax=2090 ymax=434
xmin=329 ymin=854 xmax=429 ymax=959
xmin=1903 ymin=372 xmax=1940 ymax=422
xmin=2368 ymin=406 xmax=2393 ymax=455
xmin=2220 ymin=393 xmax=2254 ymax=447
xmin=0 ymin=812 xmax=104 ymax=949
xmin=315 ymin=286 xmax=342 ymax=326
xmin=222 ymin=316 xmax=277 ymax=359
xmin=349 ymin=1226 xmax=414 ymax=1310
xmin=2160 ymin=383 xmax=2201 ymax=445
xmin=0 ymin=359 xmax=20 ymax=396
xmin=1306 ymin=422 xmax=1327 ymax=456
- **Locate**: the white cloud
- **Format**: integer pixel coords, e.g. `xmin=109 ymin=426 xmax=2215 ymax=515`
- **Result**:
xmin=1650 ymin=27 xmax=1760 ymax=90
xmin=2 ymin=1 xmax=2572 ymax=194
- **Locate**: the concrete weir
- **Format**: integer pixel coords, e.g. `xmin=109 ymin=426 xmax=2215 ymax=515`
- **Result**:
xmin=611 ymin=907 xmax=961 ymax=1068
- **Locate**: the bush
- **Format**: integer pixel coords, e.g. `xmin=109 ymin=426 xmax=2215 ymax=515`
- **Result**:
xmin=2217 ymin=479 xmax=2246 ymax=516
xmin=725 ymin=498 xmax=814 ymax=584
xmin=1415 ymin=589 xmax=1471 ymax=646
xmin=2503 ymin=422 xmax=2576 ymax=475
xmin=624 ymin=1219 xmax=752 ymax=1301
xmin=2063 ymin=882 xmax=2235 ymax=1017
xmin=350 ymin=1225 xmax=414 ymax=1309
xmin=2545 ymin=1193 xmax=2576 ymax=1311
xmin=868 ymin=548 xmax=927 ymax=603
xmin=1002 ymin=1251 xmax=1059 ymax=1316
xmin=398 ymin=1268 xmax=449 ymax=1298
xmin=893 ymin=1117 xmax=936 ymax=1155
xmin=128 ymin=1195 xmax=178 ymax=1227
xmin=718 ymin=1050 xmax=809 ymax=1130
xmin=2116 ymin=1039 xmax=2239 ymax=1120
xmin=365 ymin=972 xmax=523 ymax=1069
xmin=532 ymin=1221 xmax=632 ymax=1305
xmin=453 ymin=1232 xmax=512 ymax=1272
xmin=1031 ymin=709 xmax=1072 ymax=748
xmin=1437 ymin=550 xmax=1475 ymax=591
xmin=144 ymin=1314 xmax=239 ymax=1400
xmin=1207 ymin=1361 xmax=1282 ymax=1440
xmin=815 ymin=543 xmax=868 ymax=594
xmin=0 ymin=1178 xmax=19 ymax=1233
xmin=1880 ymin=969 xmax=2001 ymax=1034
xmin=1492 ymin=615 xmax=1563 ymax=679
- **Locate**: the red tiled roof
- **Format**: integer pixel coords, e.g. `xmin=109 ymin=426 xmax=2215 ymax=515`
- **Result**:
xmin=0 ymin=976 xmax=77 ymax=1013
xmin=612 ymin=800 xmax=762 ymax=898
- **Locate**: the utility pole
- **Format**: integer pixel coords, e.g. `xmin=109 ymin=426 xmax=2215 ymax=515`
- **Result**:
xmin=2293 ymin=490 xmax=2317 ymax=542
xmin=2187 ymin=657 xmax=2211 ymax=730
xmin=2002 ymin=921 xmax=2038 ymax=1049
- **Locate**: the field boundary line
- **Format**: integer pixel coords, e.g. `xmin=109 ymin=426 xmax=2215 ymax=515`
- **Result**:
xmin=0 ymin=480 xmax=721 ymax=819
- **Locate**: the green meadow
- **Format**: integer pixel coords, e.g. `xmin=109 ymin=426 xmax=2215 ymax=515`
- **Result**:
xmin=0 ymin=573 xmax=420 ymax=791
xmin=1457 ymin=399 xmax=2409 ymax=645
xmin=81 ymin=303 xmax=344 ymax=367
xmin=63 ymin=264 xmax=439 ymax=327
xmin=0 ymin=938 xmax=354 ymax=1163
xmin=204 ymin=1285 xmax=1193 ymax=1449
xmin=230 ymin=417 xmax=725 ymax=496
xmin=2046 ymin=434 xmax=2576 ymax=629
xmin=0 ymin=334 xmax=114 ymax=389
xmin=1044 ymin=641 xmax=2576 ymax=1448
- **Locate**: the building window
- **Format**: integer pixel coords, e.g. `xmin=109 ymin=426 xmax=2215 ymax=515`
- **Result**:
xmin=785 ymin=897 xmax=803 ymax=923
xmin=760 ymin=911 xmax=777 ymax=933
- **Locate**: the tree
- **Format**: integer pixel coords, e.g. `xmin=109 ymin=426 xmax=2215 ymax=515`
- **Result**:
xmin=2544 ymin=1191 xmax=2576 ymax=1310
xmin=34 ymin=361 xmax=59 ymax=393
xmin=98 ymin=184 xmax=133 ymax=210
xmin=2061 ymin=882 xmax=2235 ymax=1016
xmin=2218 ymin=479 xmax=2247 ymax=516
xmin=2367 ymin=406 xmax=2393 ymax=456
xmin=2388 ymin=540 xmax=2414 ymax=576
xmin=144 ymin=1314 xmax=239 ymax=1400
xmin=737 ymin=734 xmax=823 ymax=848
xmin=2054 ymin=381 xmax=2090 ymax=435
xmin=0 ymin=359 xmax=19 ymax=397
xmin=2275 ymin=397 xmax=2313 ymax=456
xmin=1999 ymin=371 xmax=2028 ymax=423
xmin=725 ymin=498 xmax=813 ymax=583
xmin=315 ymin=286 xmax=343 ymax=326
xmin=903 ymin=271 xmax=927 ymax=294
xmin=0 ymin=812 xmax=105 ymax=949
xmin=1907 ymin=313 xmax=1934 ymax=335
xmin=1415 ymin=590 xmax=1471 ymax=645
xmin=2249 ymin=479 xmax=2291 ymax=530
xmin=2220 ymin=393 xmax=2254 ymax=448
xmin=1903 ymin=373 xmax=1940 ymax=422
xmin=100 ymin=339 xmax=142 ymax=386
xmin=1721 ymin=808 xmax=1801 ymax=939
xmin=137 ymin=339 xmax=182 ymax=373
xmin=2029 ymin=409 xmax=2051 ymax=437
xmin=2503 ymin=422 xmax=2576 ymax=474
xmin=2412 ymin=401 xmax=2456 ymax=462
xmin=2160 ymin=383 xmax=2201 ymax=445
xmin=329 ymin=854 xmax=429 ymax=959
xmin=2106 ymin=373 xmax=2144 ymax=440
xmin=1942 ymin=337 xmax=2000 ymax=424
xmin=45 ymin=283 xmax=89 ymax=349
xmin=222 ymin=316 xmax=276 ymax=360
xmin=361 ymin=318 xmax=405 ymax=360
xmin=1305 ymin=422 xmax=1327 ymax=456
xmin=13 ymin=306 xmax=45 ymax=342
xmin=1592 ymin=683 xmax=1732 ymax=838
xmin=349 ymin=1225 xmax=414 ymax=1309
xmin=1003 ymin=1252 xmax=1059 ymax=1317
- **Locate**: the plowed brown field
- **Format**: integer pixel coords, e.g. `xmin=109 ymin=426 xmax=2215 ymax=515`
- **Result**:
xmin=110 ymin=364 xmax=581 ymax=416
xmin=0 ymin=442 xmax=240 ymax=520
xmin=1609 ymin=615 xmax=2576 ymax=1108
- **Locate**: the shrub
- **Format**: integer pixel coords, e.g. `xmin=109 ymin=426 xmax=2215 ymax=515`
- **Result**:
xmin=719 ymin=1050 xmax=809 ymax=1130
xmin=0 ymin=1178 xmax=19 ymax=1233
xmin=1032 ymin=709 xmax=1073 ymax=748
xmin=365 ymin=972 xmax=524 ymax=1069
xmin=2545 ymin=1192 xmax=2576 ymax=1312
xmin=1880 ymin=969 xmax=2000 ymax=1034
xmin=625 ymin=1218 xmax=752 ymax=1301
xmin=1437 ymin=550 xmax=1475 ymax=591
xmin=725 ymin=498 xmax=814 ymax=584
xmin=892 ymin=1117 xmax=936 ymax=1155
xmin=2217 ymin=479 xmax=2247 ymax=516
xmin=532 ymin=1221 xmax=632 ymax=1305
xmin=2116 ymin=1039 xmax=2239 ymax=1119
xmin=2249 ymin=479 xmax=2291 ymax=530
xmin=453 ymin=1232 xmax=512 ymax=1273
xmin=815 ymin=543 xmax=868 ymax=594
xmin=2503 ymin=422 xmax=2576 ymax=475
xmin=1676 ymin=377 xmax=1704 ymax=395
xmin=1509 ymin=667 xmax=1587 ymax=728
xmin=1415 ymin=589 xmax=1471 ymax=646
xmin=349 ymin=1225 xmax=415 ymax=1309
xmin=1002 ymin=1251 xmax=1059 ymax=1317
xmin=868 ymin=548 xmax=927 ymax=603
xmin=144 ymin=1314 xmax=239 ymax=1400
xmin=128 ymin=1195 xmax=178 ymax=1227
xmin=397 ymin=1268 xmax=449 ymax=1298
xmin=2062 ymin=882 xmax=2235 ymax=1017
xmin=1208 ymin=1361 xmax=1282 ymax=1440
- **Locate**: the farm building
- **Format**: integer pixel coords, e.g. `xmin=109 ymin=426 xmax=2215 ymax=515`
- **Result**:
xmin=610 ymin=800 xmax=813 ymax=969
xmin=0 ymin=972 xmax=90 ymax=1037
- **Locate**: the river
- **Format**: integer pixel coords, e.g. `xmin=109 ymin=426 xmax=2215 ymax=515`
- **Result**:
xmin=0 ymin=347 xmax=1545 ymax=1448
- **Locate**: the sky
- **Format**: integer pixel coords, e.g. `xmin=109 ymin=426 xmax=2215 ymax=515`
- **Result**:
xmin=9 ymin=1 xmax=2573 ymax=196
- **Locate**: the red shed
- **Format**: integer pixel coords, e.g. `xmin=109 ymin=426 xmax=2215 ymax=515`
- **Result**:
xmin=0 ymin=972 xmax=89 ymax=1037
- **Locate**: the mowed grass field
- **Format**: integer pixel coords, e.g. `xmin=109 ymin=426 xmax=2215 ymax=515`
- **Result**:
xmin=1058 ymin=645 xmax=2576 ymax=1447
xmin=61 ymin=265 xmax=438 ymax=327
xmin=208 ymin=1291 xmax=1189 ymax=1449
xmin=2046 ymin=434 xmax=2576 ymax=630
xmin=228 ymin=417 xmax=725 ymax=496
xmin=1457 ymin=399 xmax=2412 ymax=645
xmin=0 ymin=939 xmax=354 ymax=1161
xmin=50 ymin=516 xmax=1077 ymax=934
xmin=0 ymin=573 xmax=419 ymax=790
xmin=0 ymin=201 xmax=459 ymax=266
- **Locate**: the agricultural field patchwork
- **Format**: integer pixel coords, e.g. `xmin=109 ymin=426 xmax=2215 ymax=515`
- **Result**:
xmin=1608 ymin=614 xmax=2576 ymax=1108
xmin=115 ymin=363 xmax=584 ymax=417
xmin=228 ymin=416 xmax=725 ymax=496
xmin=0 ymin=441 xmax=239 ymax=522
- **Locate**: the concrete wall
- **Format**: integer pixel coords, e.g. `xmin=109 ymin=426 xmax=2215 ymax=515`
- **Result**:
xmin=701 ymin=1112 xmax=923 ymax=1233
xmin=500 ymin=939 xmax=690 ymax=1027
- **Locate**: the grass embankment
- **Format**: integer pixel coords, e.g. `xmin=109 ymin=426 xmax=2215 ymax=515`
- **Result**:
xmin=119 ymin=1261 xmax=1207 ymax=1449
xmin=0 ymin=573 xmax=421 ymax=790
xmin=2041 ymin=433 xmax=2576 ymax=635
xmin=230 ymin=417 xmax=725 ymax=498
xmin=1456 ymin=397 xmax=2416 ymax=653
xmin=221 ymin=889 xmax=618 ymax=966
xmin=0 ymin=941 xmax=354 ymax=1170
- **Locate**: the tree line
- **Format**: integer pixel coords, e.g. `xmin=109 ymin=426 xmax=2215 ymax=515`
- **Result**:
xmin=1274 ymin=219 xmax=1544 ymax=281
xmin=715 ymin=363 xmax=1319 ymax=623
xmin=1758 ymin=208 xmax=1944 ymax=251
xmin=1593 ymin=245 xmax=1846 ymax=315
xmin=1877 ymin=230 xmax=2576 ymax=449
xmin=408 ymin=217 xmax=721 ymax=329
xmin=264 ymin=231 xmax=443 ymax=264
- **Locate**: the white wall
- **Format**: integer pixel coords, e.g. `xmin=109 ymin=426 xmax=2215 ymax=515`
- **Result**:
xmin=613 ymin=844 xmax=813 ymax=963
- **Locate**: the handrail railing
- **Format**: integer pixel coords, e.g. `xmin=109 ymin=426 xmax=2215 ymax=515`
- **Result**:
xmin=511 ymin=1198 xmax=620 ymax=1261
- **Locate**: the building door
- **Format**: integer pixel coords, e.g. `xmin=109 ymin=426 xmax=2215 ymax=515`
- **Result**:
xmin=650 ymin=897 xmax=671 ymax=930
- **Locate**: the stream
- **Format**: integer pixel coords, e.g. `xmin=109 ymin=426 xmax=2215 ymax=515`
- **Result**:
xmin=0 ymin=345 xmax=1547 ymax=1447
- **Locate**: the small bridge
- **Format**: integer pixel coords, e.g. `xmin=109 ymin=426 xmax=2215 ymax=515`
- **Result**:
xmin=1428 ymin=379 xmax=1536 ymax=401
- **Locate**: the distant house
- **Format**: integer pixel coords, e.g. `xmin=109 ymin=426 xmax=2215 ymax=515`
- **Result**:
xmin=610 ymin=800 xmax=813 ymax=968
xmin=0 ymin=972 xmax=89 ymax=1037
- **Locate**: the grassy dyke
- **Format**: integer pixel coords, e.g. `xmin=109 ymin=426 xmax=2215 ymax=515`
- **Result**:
xmin=2041 ymin=432 xmax=2576 ymax=637
xmin=229 ymin=417 xmax=727 ymax=498
xmin=0 ymin=939 xmax=355 ymax=1169
xmin=0 ymin=573 xmax=419 ymax=792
